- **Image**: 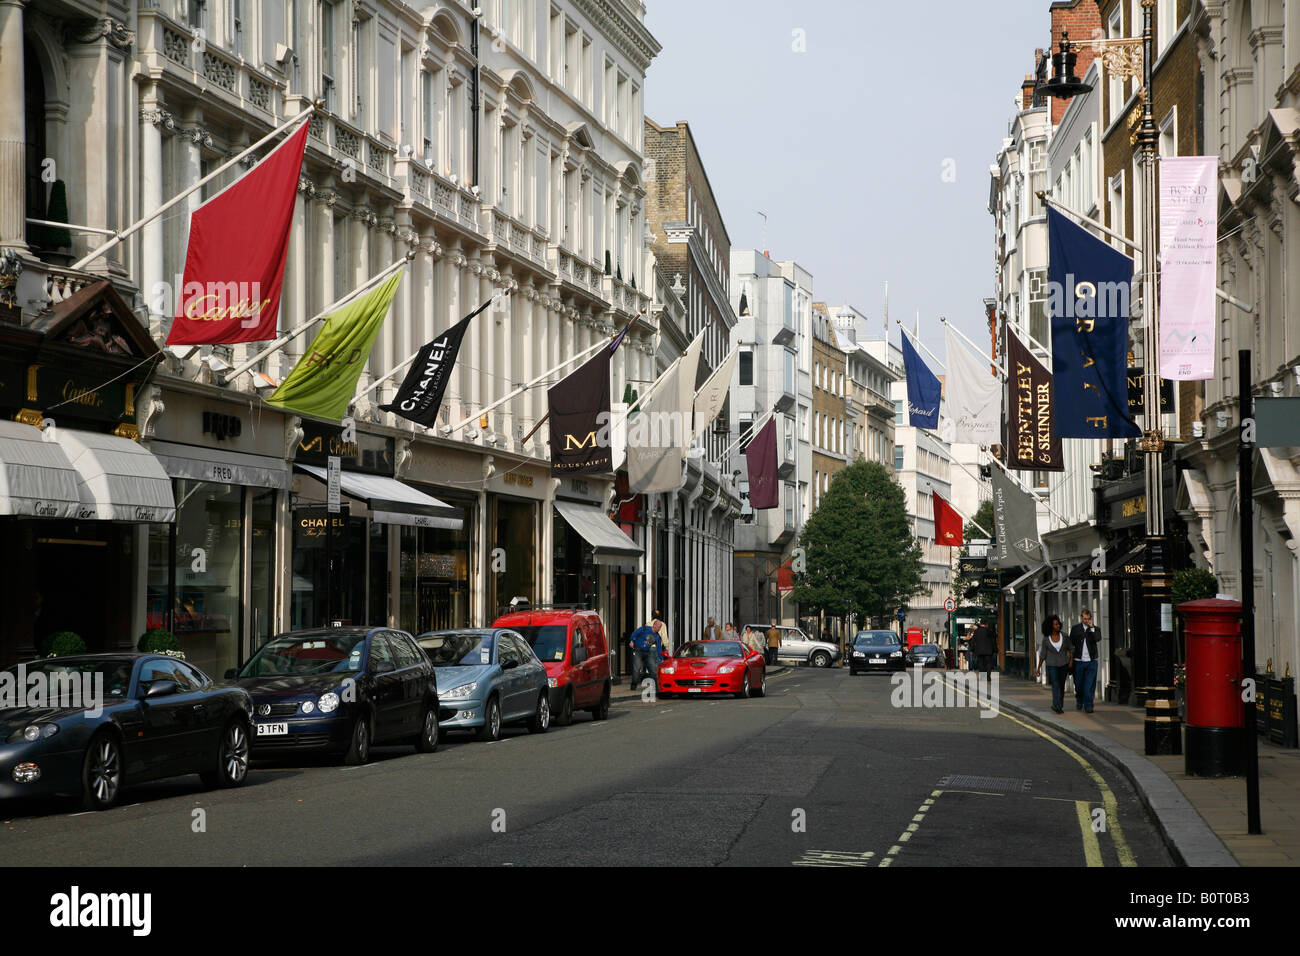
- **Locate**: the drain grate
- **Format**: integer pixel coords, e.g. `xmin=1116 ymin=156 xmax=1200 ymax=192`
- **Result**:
xmin=938 ymin=774 xmax=1032 ymax=793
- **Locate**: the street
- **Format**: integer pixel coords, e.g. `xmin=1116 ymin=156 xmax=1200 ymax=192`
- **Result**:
xmin=0 ymin=667 xmax=1169 ymax=867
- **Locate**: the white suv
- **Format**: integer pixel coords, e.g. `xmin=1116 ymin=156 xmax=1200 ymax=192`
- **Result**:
xmin=743 ymin=625 xmax=840 ymax=667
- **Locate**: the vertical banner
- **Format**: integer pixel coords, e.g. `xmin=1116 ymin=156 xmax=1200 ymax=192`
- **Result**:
xmin=744 ymin=416 xmax=779 ymax=509
xmin=932 ymin=491 xmax=964 ymax=547
xmin=943 ymin=326 xmax=999 ymax=444
xmin=548 ymin=347 xmax=613 ymax=476
xmin=1159 ymin=156 xmax=1217 ymax=381
xmin=1006 ymin=328 xmax=1063 ymax=471
xmin=990 ymin=468 xmax=1043 ymax=569
xmin=379 ymin=298 xmax=493 ymax=427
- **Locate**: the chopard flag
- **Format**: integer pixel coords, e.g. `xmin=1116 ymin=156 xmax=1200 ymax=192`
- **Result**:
xmin=379 ymin=298 xmax=492 ymax=427
xmin=1159 ymin=156 xmax=1217 ymax=381
xmin=547 ymin=325 xmax=631 ymax=476
xmin=744 ymin=415 xmax=779 ymax=509
xmin=932 ymin=491 xmax=964 ymax=547
xmin=167 ymin=122 xmax=309 ymax=345
xmin=901 ymin=331 xmax=942 ymax=429
xmin=942 ymin=326 xmax=999 ymax=444
xmin=1047 ymin=207 xmax=1140 ymax=438
xmin=1006 ymin=328 xmax=1063 ymax=471
xmin=265 ymin=269 xmax=404 ymax=422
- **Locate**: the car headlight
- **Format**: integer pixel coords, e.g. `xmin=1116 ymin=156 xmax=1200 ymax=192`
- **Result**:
xmin=717 ymin=665 xmax=737 ymax=674
xmin=301 ymin=700 xmax=316 ymax=714
xmin=853 ymin=651 xmax=864 ymax=658
xmin=660 ymin=665 xmax=675 ymax=675
xmin=443 ymin=681 xmax=478 ymax=700
xmin=318 ymin=692 xmax=340 ymax=714
xmin=12 ymin=724 xmax=59 ymax=743
xmin=547 ymin=677 xmax=558 ymax=688
xmin=890 ymin=650 xmax=903 ymax=657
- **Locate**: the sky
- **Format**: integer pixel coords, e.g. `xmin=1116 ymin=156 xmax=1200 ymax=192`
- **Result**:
xmin=643 ymin=0 xmax=1052 ymax=359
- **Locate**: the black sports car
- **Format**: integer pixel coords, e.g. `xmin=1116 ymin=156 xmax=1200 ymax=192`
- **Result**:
xmin=0 ymin=654 xmax=254 ymax=810
xmin=906 ymin=643 xmax=947 ymax=668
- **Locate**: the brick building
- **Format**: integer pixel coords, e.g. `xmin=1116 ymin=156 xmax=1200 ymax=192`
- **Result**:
xmin=809 ymin=303 xmax=848 ymax=509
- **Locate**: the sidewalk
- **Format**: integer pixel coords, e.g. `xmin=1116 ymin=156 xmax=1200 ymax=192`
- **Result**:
xmin=994 ymin=675 xmax=1300 ymax=867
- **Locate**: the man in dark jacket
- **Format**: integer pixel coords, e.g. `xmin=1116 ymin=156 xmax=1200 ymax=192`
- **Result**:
xmin=628 ymin=620 xmax=665 ymax=690
xmin=1069 ymin=609 xmax=1101 ymax=713
xmin=970 ymin=621 xmax=997 ymax=677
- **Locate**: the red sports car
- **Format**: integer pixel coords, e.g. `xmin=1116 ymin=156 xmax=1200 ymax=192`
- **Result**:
xmin=657 ymin=640 xmax=766 ymax=699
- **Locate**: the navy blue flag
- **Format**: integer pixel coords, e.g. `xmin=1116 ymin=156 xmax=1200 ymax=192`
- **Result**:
xmin=900 ymin=331 xmax=941 ymax=429
xmin=1047 ymin=207 xmax=1140 ymax=438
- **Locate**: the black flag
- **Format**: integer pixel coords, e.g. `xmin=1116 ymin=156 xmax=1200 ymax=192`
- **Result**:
xmin=546 ymin=325 xmax=630 ymax=476
xmin=380 ymin=299 xmax=491 ymax=427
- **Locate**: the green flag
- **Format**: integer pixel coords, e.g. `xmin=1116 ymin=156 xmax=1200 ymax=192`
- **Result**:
xmin=266 ymin=268 xmax=404 ymax=421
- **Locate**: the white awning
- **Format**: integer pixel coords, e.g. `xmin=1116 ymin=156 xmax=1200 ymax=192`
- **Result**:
xmin=554 ymin=498 xmax=642 ymax=565
xmin=297 ymin=465 xmax=462 ymax=529
xmin=1002 ymin=564 xmax=1048 ymax=594
xmin=0 ymin=420 xmax=81 ymax=518
xmin=148 ymin=440 xmax=291 ymax=490
xmin=58 ymin=429 xmax=176 ymax=522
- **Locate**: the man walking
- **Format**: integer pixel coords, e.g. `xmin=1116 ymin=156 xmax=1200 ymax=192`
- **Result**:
xmin=703 ymin=616 xmax=723 ymax=641
xmin=628 ymin=619 xmax=665 ymax=690
xmin=1069 ymin=608 xmax=1101 ymax=713
xmin=970 ymin=619 xmax=997 ymax=677
xmin=765 ymin=622 xmax=780 ymax=666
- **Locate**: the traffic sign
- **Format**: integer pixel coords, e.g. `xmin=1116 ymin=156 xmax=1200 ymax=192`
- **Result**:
xmin=895 ymin=607 xmax=906 ymax=622
xmin=944 ymin=597 xmax=956 ymax=612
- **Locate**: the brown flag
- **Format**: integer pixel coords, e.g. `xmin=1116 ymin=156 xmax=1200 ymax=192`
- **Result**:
xmin=1006 ymin=329 xmax=1063 ymax=472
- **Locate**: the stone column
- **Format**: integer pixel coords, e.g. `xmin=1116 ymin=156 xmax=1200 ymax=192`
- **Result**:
xmin=283 ymin=175 xmax=314 ymax=370
xmin=448 ymin=245 xmax=467 ymax=425
xmin=520 ymin=282 xmax=536 ymax=449
xmin=0 ymin=0 xmax=28 ymax=250
xmin=139 ymin=98 xmax=171 ymax=338
xmin=478 ymin=259 xmax=495 ymax=434
xmin=353 ymin=206 xmax=377 ymax=397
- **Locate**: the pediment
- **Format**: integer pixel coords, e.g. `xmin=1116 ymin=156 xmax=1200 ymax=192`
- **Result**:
xmin=35 ymin=281 xmax=158 ymax=359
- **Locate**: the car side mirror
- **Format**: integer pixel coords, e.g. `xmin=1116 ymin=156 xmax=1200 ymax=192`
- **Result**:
xmin=144 ymin=679 xmax=178 ymax=700
xmin=501 ymin=659 xmax=518 ymax=671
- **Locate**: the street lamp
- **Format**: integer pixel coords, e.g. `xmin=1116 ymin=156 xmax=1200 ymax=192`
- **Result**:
xmin=1037 ymin=1 xmax=1178 ymax=756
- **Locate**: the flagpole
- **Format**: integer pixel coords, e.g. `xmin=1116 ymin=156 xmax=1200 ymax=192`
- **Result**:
xmin=447 ymin=335 xmax=610 ymax=433
xmin=896 ymin=318 xmax=945 ymax=369
xmin=939 ymin=316 xmax=1007 ymax=378
xmin=222 ymin=254 xmax=410 ymax=384
xmin=72 ymin=104 xmax=320 ymax=271
xmin=718 ymin=403 xmax=778 ymax=462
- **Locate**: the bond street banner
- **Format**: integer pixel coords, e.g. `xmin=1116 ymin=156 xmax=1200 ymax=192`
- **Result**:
xmin=379 ymin=298 xmax=492 ymax=427
xmin=1006 ymin=328 xmax=1063 ymax=472
xmin=990 ymin=467 xmax=1043 ymax=569
xmin=1047 ymin=207 xmax=1140 ymax=438
xmin=900 ymin=330 xmax=941 ymax=429
xmin=1159 ymin=156 xmax=1217 ymax=381
xmin=167 ymin=122 xmax=309 ymax=345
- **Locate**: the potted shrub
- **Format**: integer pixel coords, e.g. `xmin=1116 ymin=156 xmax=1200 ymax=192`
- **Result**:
xmin=137 ymin=628 xmax=186 ymax=659
xmin=43 ymin=631 xmax=86 ymax=658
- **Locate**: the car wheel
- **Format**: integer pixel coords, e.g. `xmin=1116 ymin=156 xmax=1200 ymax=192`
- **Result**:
xmin=416 ymin=708 xmax=440 ymax=753
xmin=736 ymin=672 xmax=751 ymax=700
xmin=589 ymin=681 xmax=610 ymax=721
xmin=555 ymin=691 xmax=574 ymax=727
xmin=528 ymin=692 xmax=551 ymax=734
xmin=344 ymin=714 xmax=372 ymax=765
xmin=477 ymin=696 xmax=502 ymax=741
xmin=82 ymin=732 xmax=122 ymax=811
xmin=201 ymin=719 xmax=250 ymax=789
xmin=811 ymin=651 xmax=831 ymax=668
xmin=752 ymin=670 xmax=766 ymax=698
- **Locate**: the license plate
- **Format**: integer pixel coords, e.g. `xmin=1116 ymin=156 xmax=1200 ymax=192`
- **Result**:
xmin=688 ymin=688 xmax=703 ymax=693
xmin=872 ymin=657 xmax=885 ymax=663
xmin=256 ymin=722 xmax=288 ymax=736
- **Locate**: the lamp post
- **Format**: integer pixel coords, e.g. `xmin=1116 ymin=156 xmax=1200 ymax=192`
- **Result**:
xmin=1039 ymin=3 xmax=1179 ymax=755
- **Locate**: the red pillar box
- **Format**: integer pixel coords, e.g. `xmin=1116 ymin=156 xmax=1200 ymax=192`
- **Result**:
xmin=1180 ymin=598 xmax=1246 ymax=777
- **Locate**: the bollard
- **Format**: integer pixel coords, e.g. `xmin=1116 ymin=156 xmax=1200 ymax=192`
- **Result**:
xmin=1180 ymin=598 xmax=1245 ymax=777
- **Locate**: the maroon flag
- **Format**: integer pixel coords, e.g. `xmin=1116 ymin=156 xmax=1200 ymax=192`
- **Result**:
xmin=745 ymin=417 xmax=779 ymax=509
xmin=932 ymin=491 xmax=964 ymax=547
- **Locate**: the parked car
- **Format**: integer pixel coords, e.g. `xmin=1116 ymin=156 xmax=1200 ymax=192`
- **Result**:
xmin=848 ymin=630 xmax=906 ymax=674
xmin=417 ymin=629 xmax=551 ymax=741
xmin=744 ymin=624 xmax=840 ymax=668
xmin=658 ymin=640 xmax=766 ymax=699
xmin=0 ymin=654 xmax=253 ymax=811
xmin=906 ymin=643 xmax=946 ymax=668
xmin=491 ymin=606 xmax=610 ymax=724
xmin=229 ymin=627 xmax=440 ymax=765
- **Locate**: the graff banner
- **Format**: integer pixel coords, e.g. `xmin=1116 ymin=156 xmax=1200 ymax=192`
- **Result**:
xmin=1006 ymin=328 xmax=1063 ymax=472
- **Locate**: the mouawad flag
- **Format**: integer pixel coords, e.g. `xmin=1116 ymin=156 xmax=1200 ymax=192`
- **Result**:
xmin=265 ymin=269 xmax=404 ymax=422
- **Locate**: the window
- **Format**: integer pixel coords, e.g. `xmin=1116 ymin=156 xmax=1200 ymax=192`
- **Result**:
xmin=188 ymin=0 xmax=206 ymax=32
xmin=1159 ymin=107 xmax=1177 ymax=158
xmin=783 ymin=349 xmax=795 ymax=396
xmin=894 ymin=399 xmax=904 ymax=425
xmin=1027 ymin=268 xmax=1049 ymax=348
xmin=1157 ymin=0 xmax=1177 ymax=55
xmin=1107 ymin=7 xmax=1124 ymax=125
xmin=894 ymin=445 xmax=905 ymax=471
xmin=320 ymin=0 xmax=337 ymax=111
xmin=739 ymin=351 xmax=753 ymax=386
xmin=422 ymin=71 xmax=435 ymax=163
xmin=230 ymin=0 xmax=243 ymax=55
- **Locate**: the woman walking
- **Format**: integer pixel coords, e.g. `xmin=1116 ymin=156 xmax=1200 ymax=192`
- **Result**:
xmin=1035 ymin=614 xmax=1073 ymax=714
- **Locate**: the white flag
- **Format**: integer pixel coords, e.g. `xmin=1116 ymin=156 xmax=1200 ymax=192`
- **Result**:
xmin=626 ymin=332 xmax=704 ymax=493
xmin=690 ymin=347 xmax=739 ymax=446
xmin=944 ymin=326 xmax=1000 ymax=444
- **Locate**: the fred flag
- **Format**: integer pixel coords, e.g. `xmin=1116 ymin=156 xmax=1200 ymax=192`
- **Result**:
xmin=167 ymin=122 xmax=309 ymax=345
xmin=932 ymin=491 xmax=963 ymax=547
xmin=265 ymin=269 xmax=404 ymax=422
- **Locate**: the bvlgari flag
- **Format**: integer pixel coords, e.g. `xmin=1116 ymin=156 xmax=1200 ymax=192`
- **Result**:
xmin=901 ymin=330 xmax=941 ymax=429
xmin=627 ymin=330 xmax=703 ymax=493
xmin=265 ymin=268 xmax=404 ymax=422
xmin=932 ymin=491 xmax=964 ymax=547
xmin=1047 ymin=206 xmax=1140 ymax=438
xmin=744 ymin=415 xmax=779 ymax=509
xmin=1006 ymin=328 xmax=1064 ymax=472
xmin=167 ymin=122 xmax=309 ymax=345
xmin=990 ymin=467 xmax=1043 ymax=569
xmin=1159 ymin=156 xmax=1217 ymax=381
xmin=943 ymin=326 xmax=999 ymax=444
xmin=690 ymin=346 xmax=739 ymax=445
xmin=379 ymin=298 xmax=492 ymax=427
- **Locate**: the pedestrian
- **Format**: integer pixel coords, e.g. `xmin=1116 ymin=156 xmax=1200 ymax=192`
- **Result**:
xmin=742 ymin=626 xmax=759 ymax=654
xmin=969 ymin=619 xmax=997 ymax=677
xmin=1069 ymin=608 xmax=1101 ymax=713
xmin=628 ymin=619 xmax=665 ymax=690
xmin=652 ymin=608 xmax=669 ymax=656
xmin=765 ymin=621 xmax=780 ymax=666
xmin=702 ymin=616 xmax=722 ymax=641
xmin=1036 ymin=614 xmax=1073 ymax=714
xmin=723 ymin=622 xmax=736 ymax=640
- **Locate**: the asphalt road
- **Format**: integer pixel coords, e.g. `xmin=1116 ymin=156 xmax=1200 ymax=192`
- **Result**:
xmin=0 ymin=667 xmax=1170 ymax=866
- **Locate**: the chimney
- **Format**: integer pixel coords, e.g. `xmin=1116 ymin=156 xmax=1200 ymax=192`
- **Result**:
xmin=1022 ymin=73 xmax=1037 ymax=109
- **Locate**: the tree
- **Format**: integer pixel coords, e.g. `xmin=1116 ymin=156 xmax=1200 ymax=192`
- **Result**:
xmin=952 ymin=499 xmax=996 ymax=602
xmin=789 ymin=460 xmax=925 ymax=626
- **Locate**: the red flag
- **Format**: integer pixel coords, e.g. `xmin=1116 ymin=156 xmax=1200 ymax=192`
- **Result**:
xmin=745 ymin=417 xmax=779 ymax=509
xmin=932 ymin=491 xmax=963 ymax=547
xmin=776 ymin=560 xmax=794 ymax=592
xmin=167 ymin=123 xmax=309 ymax=345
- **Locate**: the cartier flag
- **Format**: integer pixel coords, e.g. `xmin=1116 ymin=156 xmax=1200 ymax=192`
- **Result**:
xmin=167 ymin=122 xmax=309 ymax=345
xmin=932 ymin=491 xmax=964 ymax=547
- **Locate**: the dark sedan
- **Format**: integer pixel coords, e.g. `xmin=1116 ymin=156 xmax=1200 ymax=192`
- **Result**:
xmin=0 ymin=654 xmax=253 ymax=811
xmin=848 ymin=630 xmax=906 ymax=674
xmin=229 ymin=627 xmax=439 ymax=764
xmin=906 ymin=643 xmax=947 ymax=668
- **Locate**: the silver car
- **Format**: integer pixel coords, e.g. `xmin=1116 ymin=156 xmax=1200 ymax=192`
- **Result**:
xmin=744 ymin=625 xmax=840 ymax=667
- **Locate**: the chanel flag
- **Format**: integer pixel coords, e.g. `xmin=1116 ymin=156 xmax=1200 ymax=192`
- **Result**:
xmin=380 ymin=298 xmax=493 ymax=427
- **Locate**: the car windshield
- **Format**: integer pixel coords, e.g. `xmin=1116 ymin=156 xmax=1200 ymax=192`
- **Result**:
xmin=240 ymin=633 xmax=367 ymax=677
xmin=915 ymin=644 xmax=941 ymax=654
xmin=854 ymin=632 xmax=899 ymax=647
xmin=512 ymin=625 xmax=568 ymax=663
xmin=420 ymin=632 xmax=495 ymax=667
xmin=2 ymin=658 xmax=134 ymax=702
xmin=676 ymin=641 xmax=744 ymax=659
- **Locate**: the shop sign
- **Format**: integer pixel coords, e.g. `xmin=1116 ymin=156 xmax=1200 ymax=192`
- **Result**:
xmin=202 ymin=411 xmax=242 ymax=441
xmin=327 ymin=456 xmax=341 ymax=513
xmin=31 ymin=365 xmax=134 ymax=423
xmin=1121 ymin=495 xmax=1146 ymax=519
xmin=296 ymin=506 xmax=352 ymax=546
xmin=296 ymin=420 xmax=393 ymax=476
xmin=1126 ymin=368 xmax=1174 ymax=415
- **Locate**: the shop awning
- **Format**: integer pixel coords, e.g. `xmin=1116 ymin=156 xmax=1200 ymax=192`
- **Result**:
xmin=1065 ymin=538 xmax=1135 ymax=581
xmin=0 ymin=420 xmax=81 ymax=518
xmin=149 ymin=440 xmax=291 ymax=490
xmin=554 ymin=499 xmax=643 ymax=566
xmin=296 ymin=465 xmax=463 ymax=530
xmin=1002 ymin=564 xmax=1048 ymax=594
xmin=58 ymin=429 xmax=176 ymax=522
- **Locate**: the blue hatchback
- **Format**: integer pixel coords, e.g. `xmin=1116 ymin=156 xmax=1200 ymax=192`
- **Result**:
xmin=417 ymin=629 xmax=551 ymax=742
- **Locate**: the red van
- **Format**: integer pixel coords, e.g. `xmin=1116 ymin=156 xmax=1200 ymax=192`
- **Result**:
xmin=490 ymin=607 xmax=611 ymax=725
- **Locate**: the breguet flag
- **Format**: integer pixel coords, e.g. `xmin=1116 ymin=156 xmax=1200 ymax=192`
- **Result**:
xmin=265 ymin=269 xmax=404 ymax=422
xmin=690 ymin=347 xmax=739 ymax=445
xmin=942 ymin=326 xmax=999 ymax=444
xmin=380 ymin=298 xmax=493 ymax=427
xmin=932 ymin=491 xmax=964 ymax=547
xmin=167 ymin=122 xmax=309 ymax=345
